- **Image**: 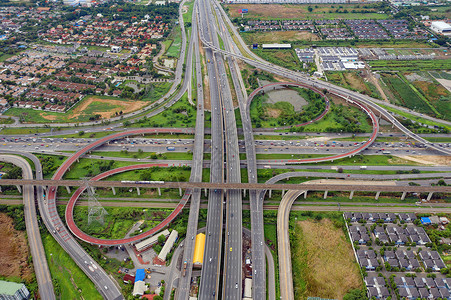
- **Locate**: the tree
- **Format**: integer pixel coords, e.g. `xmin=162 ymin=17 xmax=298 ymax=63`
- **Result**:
xmin=158 ymin=234 xmax=166 ymax=244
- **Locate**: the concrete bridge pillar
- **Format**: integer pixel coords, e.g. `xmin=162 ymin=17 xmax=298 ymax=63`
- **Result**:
xmin=112 ymin=187 xmax=116 ymax=195
xmin=375 ymin=191 xmax=381 ymax=200
xmin=269 ymin=190 xmax=272 ymax=198
xmin=66 ymin=186 xmax=71 ymax=194
xmin=349 ymin=191 xmax=354 ymax=200
xmin=16 ymin=185 xmax=22 ymax=193
xmin=282 ymin=190 xmax=285 ymax=197
xmin=158 ymin=188 xmax=162 ymax=196
xmin=427 ymin=192 xmax=433 ymax=201
xmin=136 ymin=187 xmax=141 ymax=196
xmin=304 ymin=191 xmax=307 ymax=199
xmin=205 ymin=188 xmax=208 ymax=197
xmin=243 ymin=189 xmax=246 ymax=197
xmin=324 ymin=190 xmax=328 ymax=199
xmin=179 ymin=188 xmax=182 ymax=196
xmin=401 ymin=191 xmax=407 ymax=200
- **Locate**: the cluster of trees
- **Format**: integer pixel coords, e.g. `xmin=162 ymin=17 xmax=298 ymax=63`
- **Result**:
xmin=62 ymin=2 xmax=179 ymax=23
xmin=252 ymin=87 xmax=326 ymax=128
xmin=0 ymin=204 xmax=26 ymax=231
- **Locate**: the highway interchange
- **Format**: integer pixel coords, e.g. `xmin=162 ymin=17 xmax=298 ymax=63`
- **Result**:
xmin=0 ymin=0 xmax=450 ymax=299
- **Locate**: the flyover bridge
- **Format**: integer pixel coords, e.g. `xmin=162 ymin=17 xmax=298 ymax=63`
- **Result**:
xmin=2 ymin=179 xmax=450 ymax=193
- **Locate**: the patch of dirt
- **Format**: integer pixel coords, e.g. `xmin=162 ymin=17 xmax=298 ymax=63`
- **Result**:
xmin=70 ymin=98 xmax=148 ymax=119
xmin=433 ymin=78 xmax=451 ymax=94
xmin=399 ymin=155 xmax=451 ymax=166
xmin=0 ymin=213 xmax=33 ymax=281
xmin=41 ymin=114 xmax=58 ymax=121
xmin=294 ymin=219 xmax=361 ymax=299
xmin=265 ymin=107 xmax=281 ymax=118
xmin=405 ymin=72 xmax=433 ymax=83
xmin=343 ymin=72 xmax=369 ymax=94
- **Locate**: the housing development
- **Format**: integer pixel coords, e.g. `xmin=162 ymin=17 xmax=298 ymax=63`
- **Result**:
xmin=0 ymin=0 xmax=450 ymax=299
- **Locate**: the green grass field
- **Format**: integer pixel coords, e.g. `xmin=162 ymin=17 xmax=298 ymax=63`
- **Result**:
xmin=143 ymin=82 xmax=172 ymax=103
xmin=166 ymin=26 xmax=182 ymax=58
xmin=0 ymin=127 xmax=53 ymax=135
xmin=251 ymin=49 xmax=301 ymax=72
xmin=130 ymin=92 xmax=196 ymax=128
xmin=90 ymin=151 xmax=193 ymax=160
xmin=379 ymin=104 xmax=451 ymax=132
xmin=42 ymin=233 xmax=102 ymax=299
xmin=381 ymin=74 xmax=435 ymax=115
xmin=370 ymin=60 xmax=451 ymax=71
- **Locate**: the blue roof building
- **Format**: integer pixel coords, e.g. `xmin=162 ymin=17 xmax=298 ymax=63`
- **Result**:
xmin=135 ymin=269 xmax=145 ymax=282
xmin=421 ymin=217 xmax=431 ymax=225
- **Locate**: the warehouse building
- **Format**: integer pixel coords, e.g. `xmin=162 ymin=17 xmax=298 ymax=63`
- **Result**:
xmin=0 ymin=280 xmax=30 ymax=300
xmin=157 ymin=230 xmax=178 ymax=262
xmin=244 ymin=278 xmax=253 ymax=298
xmin=193 ymin=233 xmax=206 ymax=268
xmin=261 ymin=43 xmax=291 ymax=49
xmin=431 ymin=21 xmax=451 ymax=35
xmin=134 ymin=229 xmax=170 ymax=252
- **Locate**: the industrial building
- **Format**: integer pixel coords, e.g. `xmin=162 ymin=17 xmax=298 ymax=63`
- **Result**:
xmin=244 ymin=278 xmax=253 ymax=299
xmin=431 ymin=21 xmax=451 ymax=35
xmin=261 ymin=43 xmax=291 ymax=49
xmin=134 ymin=229 xmax=170 ymax=252
xmin=193 ymin=233 xmax=206 ymax=267
xmin=0 ymin=280 xmax=30 ymax=300
xmin=157 ymin=230 xmax=178 ymax=262
xmin=132 ymin=269 xmax=148 ymax=297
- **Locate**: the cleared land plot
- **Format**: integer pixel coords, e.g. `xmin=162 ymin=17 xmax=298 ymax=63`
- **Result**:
xmin=4 ymin=97 xmax=147 ymax=123
xmin=0 ymin=213 xmax=33 ymax=282
xmin=291 ymin=217 xmax=362 ymax=299
xmin=225 ymin=3 xmax=388 ymax=20
xmin=241 ymin=31 xmax=320 ymax=44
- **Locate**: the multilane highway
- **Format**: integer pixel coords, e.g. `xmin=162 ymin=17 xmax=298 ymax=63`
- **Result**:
xmin=197 ymin=0 xmax=226 ymax=297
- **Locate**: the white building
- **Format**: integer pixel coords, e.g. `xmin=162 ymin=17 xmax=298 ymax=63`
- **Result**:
xmin=111 ymin=46 xmax=122 ymax=53
xmin=157 ymin=230 xmax=178 ymax=262
xmin=431 ymin=21 xmax=451 ymax=35
xmin=134 ymin=229 xmax=170 ymax=252
xmin=262 ymin=43 xmax=291 ymax=49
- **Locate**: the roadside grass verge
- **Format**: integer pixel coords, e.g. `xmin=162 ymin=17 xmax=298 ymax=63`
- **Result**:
xmin=42 ymin=233 xmax=102 ymax=300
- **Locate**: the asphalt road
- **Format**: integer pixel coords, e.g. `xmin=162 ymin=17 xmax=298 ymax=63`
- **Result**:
xmin=198 ymin=0 xmax=225 ymax=297
xmin=212 ymin=3 xmax=245 ymax=299
xmin=0 ymin=154 xmax=55 ymax=300
xmin=176 ymin=10 xmax=207 ymax=299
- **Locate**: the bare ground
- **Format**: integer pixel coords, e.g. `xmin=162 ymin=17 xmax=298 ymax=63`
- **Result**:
xmin=399 ymin=155 xmax=451 ymax=166
xmin=0 ymin=213 xmax=34 ymax=281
